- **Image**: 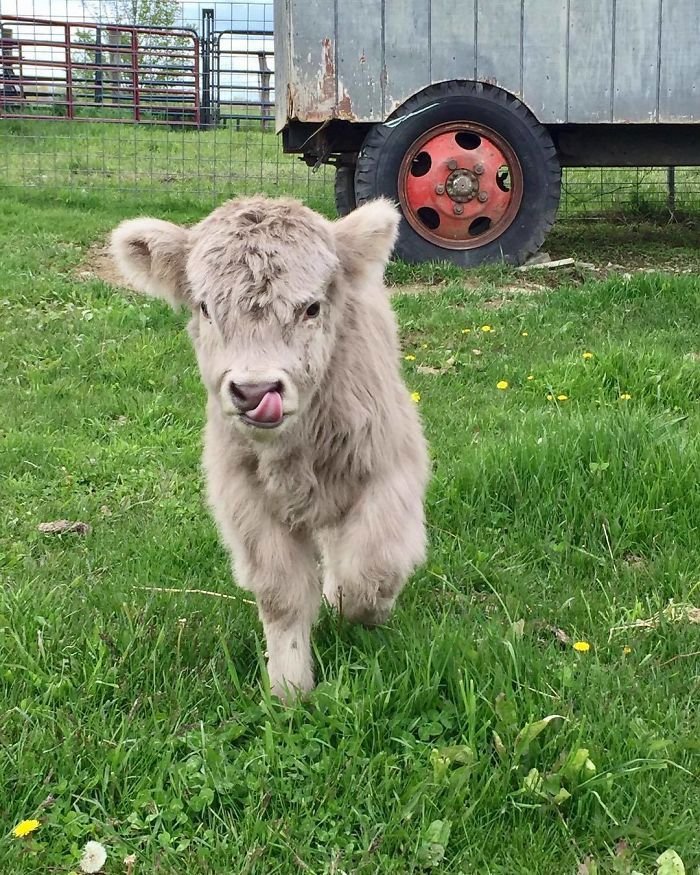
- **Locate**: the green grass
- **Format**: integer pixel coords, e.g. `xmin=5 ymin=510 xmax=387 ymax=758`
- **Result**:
xmin=1 ymin=191 xmax=699 ymax=874
xmin=0 ymin=119 xmax=333 ymax=208
xmin=3 ymin=118 xmax=700 ymax=219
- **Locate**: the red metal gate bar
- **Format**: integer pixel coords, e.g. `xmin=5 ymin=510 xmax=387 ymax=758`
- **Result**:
xmin=1 ymin=14 xmax=201 ymax=126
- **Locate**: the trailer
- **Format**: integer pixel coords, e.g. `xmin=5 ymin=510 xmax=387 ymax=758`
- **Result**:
xmin=273 ymin=0 xmax=700 ymax=265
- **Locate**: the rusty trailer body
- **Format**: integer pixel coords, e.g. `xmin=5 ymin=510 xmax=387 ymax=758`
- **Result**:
xmin=274 ymin=0 xmax=700 ymax=265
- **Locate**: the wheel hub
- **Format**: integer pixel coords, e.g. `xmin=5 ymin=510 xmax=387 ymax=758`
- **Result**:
xmin=445 ymin=168 xmax=479 ymax=202
xmin=398 ymin=122 xmax=523 ymax=250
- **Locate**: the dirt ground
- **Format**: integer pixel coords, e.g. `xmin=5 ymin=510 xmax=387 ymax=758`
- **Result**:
xmin=78 ymin=215 xmax=699 ymax=300
xmin=76 ymin=243 xmax=133 ymax=289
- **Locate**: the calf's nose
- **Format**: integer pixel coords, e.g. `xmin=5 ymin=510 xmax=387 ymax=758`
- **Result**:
xmin=228 ymin=380 xmax=282 ymax=412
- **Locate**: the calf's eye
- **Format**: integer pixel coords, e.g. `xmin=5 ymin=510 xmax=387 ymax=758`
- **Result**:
xmin=304 ymin=301 xmax=321 ymax=320
xmin=200 ymin=301 xmax=210 ymax=319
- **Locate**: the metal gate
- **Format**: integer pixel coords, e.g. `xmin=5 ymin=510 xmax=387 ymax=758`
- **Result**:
xmin=200 ymin=12 xmax=274 ymax=129
xmin=1 ymin=14 xmax=201 ymax=125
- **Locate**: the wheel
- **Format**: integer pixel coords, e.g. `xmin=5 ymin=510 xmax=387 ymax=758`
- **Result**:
xmin=334 ymin=164 xmax=356 ymax=217
xmin=354 ymin=81 xmax=561 ymax=266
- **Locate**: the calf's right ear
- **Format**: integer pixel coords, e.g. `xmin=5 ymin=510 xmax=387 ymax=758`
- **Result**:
xmin=333 ymin=198 xmax=401 ymax=280
xmin=110 ymin=218 xmax=191 ymax=309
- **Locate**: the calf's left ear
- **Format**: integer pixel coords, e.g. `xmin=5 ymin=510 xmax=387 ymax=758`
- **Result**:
xmin=333 ymin=197 xmax=401 ymax=278
xmin=110 ymin=217 xmax=191 ymax=309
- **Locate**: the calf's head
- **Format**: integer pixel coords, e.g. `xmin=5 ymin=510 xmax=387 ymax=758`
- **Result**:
xmin=111 ymin=196 xmax=399 ymax=439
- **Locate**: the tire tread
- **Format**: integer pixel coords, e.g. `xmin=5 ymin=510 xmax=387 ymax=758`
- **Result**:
xmin=355 ymin=81 xmax=561 ymax=265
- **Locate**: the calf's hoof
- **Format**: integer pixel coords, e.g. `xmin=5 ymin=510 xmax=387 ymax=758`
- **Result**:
xmin=268 ymin=666 xmax=315 ymax=703
xmin=326 ymin=586 xmax=396 ymax=627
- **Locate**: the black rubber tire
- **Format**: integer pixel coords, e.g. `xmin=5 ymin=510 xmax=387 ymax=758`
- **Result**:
xmin=354 ymin=81 xmax=561 ymax=266
xmin=334 ymin=164 xmax=357 ymax=217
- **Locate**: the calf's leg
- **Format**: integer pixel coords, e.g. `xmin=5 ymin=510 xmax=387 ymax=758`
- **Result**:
xmin=228 ymin=518 xmax=320 ymax=700
xmin=322 ymin=474 xmax=426 ymax=626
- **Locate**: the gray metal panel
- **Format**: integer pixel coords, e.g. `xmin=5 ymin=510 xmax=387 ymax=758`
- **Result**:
xmin=660 ymin=0 xmax=700 ymax=121
xmin=522 ymin=0 xmax=568 ymax=123
xmin=384 ymin=0 xmax=431 ymax=114
xmin=275 ymin=0 xmax=700 ymax=127
xmin=337 ymin=0 xmax=383 ymax=120
xmin=476 ymin=0 xmax=522 ymax=94
xmin=273 ymin=0 xmax=290 ymax=131
xmin=613 ymin=0 xmax=662 ymax=122
xmin=567 ymin=0 xmax=614 ymax=122
xmin=286 ymin=0 xmax=338 ymax=121
xmin=431 ymin=0 xmax=476 ymax=83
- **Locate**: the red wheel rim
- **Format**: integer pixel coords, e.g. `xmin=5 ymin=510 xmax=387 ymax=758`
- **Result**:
xmin=398 ymin=122 xmax=523 ymax=250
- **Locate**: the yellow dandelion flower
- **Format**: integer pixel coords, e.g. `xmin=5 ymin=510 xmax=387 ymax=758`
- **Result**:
xmin=623 ymin=646 xmax=632 ymax=655
xmin=527 ymin=375 xmax=534 ymax=381
xmin=481 ymin=325 xmax=493 ymax=332
xmin=496 ymin=380 xmax=509 ymax=390
xmin=411 ymin=391 xmax=421 ymax=403
xmin=546 ymin=393 xmax=554 ymax=401
xmin=573 ymin=641 xmax=591 ymax=653
xmin=521 ymin=331 xmax=529 ymax=337
xmin=557 ymin=394 xmax=569 ymax=401
xmin=12 ymin=819 xmax=40 ymax=839
xmin=404 ymin=354 xmax=416 ymax=361
xmin=461 ymin=328 xmax=471 ymax=334
xmin=582 ymin=352 xmax=594 ymax=360
xmin=619 ymin=393 xmax=632 ymax=400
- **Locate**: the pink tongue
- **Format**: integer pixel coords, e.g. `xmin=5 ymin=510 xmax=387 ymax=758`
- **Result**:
xmin=246 ymin=391 xmax=283 ymax=424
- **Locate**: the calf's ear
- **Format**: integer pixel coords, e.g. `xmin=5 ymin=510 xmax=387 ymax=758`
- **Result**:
xmin=110 ymin=218 xmax=191 ymax=309
xmin=333 ymin=197 xmax=401 ymax=279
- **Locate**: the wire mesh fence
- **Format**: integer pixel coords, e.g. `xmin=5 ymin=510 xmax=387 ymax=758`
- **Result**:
xmin=2 ymin=0 xmax=700 ymax=218
xmin=0 ymin=0 xmax=335 ymax=210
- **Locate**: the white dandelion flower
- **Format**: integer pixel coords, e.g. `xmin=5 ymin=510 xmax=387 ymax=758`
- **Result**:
xmin=79 ymin=840 xmax=107 ymax=873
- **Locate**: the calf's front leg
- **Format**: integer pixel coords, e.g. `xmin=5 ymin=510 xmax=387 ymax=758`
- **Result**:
xmin=229 ymin=519 xmax=321 ymax=700
xmin=322 ymin=472 xmax=427 ymax=626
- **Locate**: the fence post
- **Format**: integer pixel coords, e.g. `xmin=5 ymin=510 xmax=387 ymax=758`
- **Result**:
xmin=1 ymin=26 xmax=18 ymax=111
xmin=64 ymin=23 xmax=74 ymax=118
xmin=201 ymin=8 xmax=214 ymax=128
xmin=106 ymin=27 xmax=120 ymax=106
xmin=258 ymin=51 xmax=271 ymax=131
xmin=130 ymin=29 xmax=139 ymax=121
xmin=667 ymin=166 xmax=676 ymax=216
xmin=95 ymin=27 xmax=103 ymax=105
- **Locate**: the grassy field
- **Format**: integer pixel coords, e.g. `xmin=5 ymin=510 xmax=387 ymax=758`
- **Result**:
xmin=0 ymin=119 xmax=334 ymax=210
xmin=1 ymin=187 xmax=699 ymax=874
xmin=2 ymin=118 xmax=700 ymax=218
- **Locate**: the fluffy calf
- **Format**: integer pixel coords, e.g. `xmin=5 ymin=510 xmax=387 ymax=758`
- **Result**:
xmin=111 ymin=195 xmax=429 ymax=698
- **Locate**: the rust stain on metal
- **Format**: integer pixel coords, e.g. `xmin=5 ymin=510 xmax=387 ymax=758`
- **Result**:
xmin=288 ymin=38 xmax=357 ymax=122
xmin=320 ymin=36 xmax=335 ymax=103
xmin=299 ymin=112 xmax=326 ymax=122
xmin=298 ymin=99 xmax=355 ymax=122
xmin=387 ymin=96 xmax=405 ymax=116
xmin=286 ymin=82 xmax=297 ymax=118
xmin=337 ymin=89 xmax=353 ymax=119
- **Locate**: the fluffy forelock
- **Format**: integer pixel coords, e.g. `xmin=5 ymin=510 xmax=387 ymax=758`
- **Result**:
xmin=187 ymin=197 xmax=339 ymax=325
